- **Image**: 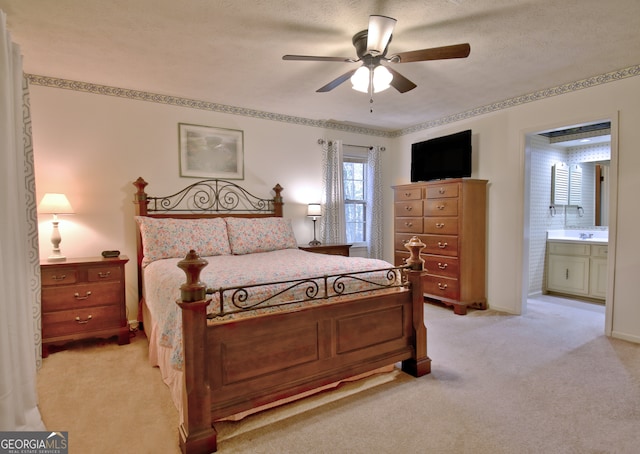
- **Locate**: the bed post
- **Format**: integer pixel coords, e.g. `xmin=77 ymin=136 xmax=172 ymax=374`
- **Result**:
xmin=133 ymin=177 xmax=149 ymax=312
xmin=401 ymin=236 xmax=431 ymax=377
xmin=176 ymin=250 xmax=217 ymax=454
xmin=273 ymin=184 xmax=284 ymax=217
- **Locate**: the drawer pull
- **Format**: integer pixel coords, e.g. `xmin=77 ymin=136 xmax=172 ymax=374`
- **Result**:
xmin=404 ymin=206 xmax=412 ymax=211
xmin=437 ymin=283 xmax=448 ymax=290
xmin=51 ymin=274 xmax=67 ymax=281
xmin=438 ymin=242 xmax=448 ymax=249
xmin=437 ymin=205 xmax=445 ymax=210
xmin=404 ymin=222 xmax=413 ymax=227
xmin=75 ymin=315 xmax=93 ymax=324
xmin=438 ymin=188 xmax=446 ymax=194
xmin=438 ymin=262 xmax=448 ymax=270
xmin=404 ymin=192 xmax=412 ymax=197
xmin=97 ymin=271 xmax=111 ymax=278
xmin=435 ymin=223 xmax=445 ymax=229
xmin=74 ymin=291 xmax=92 ymax=300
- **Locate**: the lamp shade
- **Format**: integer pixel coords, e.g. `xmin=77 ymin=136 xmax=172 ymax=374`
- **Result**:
xmin=373 ymin=65 xmax=393 ymax=92
xmin=38 ymin=193 xmax=74 ymax=215
xmin=351 ymin=66 xmax=370 ymax=93
xmin=307 ymin=203 xmax=322 ymax=217
xmin=366 ymin=15 xmax=396 ymax=56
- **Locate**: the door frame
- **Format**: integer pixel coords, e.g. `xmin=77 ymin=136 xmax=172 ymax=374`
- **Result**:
xmin=520 ymin=112 xmax=619 ymax=335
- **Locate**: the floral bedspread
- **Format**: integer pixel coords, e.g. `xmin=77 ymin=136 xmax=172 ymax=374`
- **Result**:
xmin=143 ymin=248 xmax=400 ymax=370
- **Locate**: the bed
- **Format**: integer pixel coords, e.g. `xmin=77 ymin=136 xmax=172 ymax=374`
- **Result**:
xmin=132 ymin=177 xmax=430 ymax=453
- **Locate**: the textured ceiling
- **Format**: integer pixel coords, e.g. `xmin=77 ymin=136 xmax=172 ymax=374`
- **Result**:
xmin=2 ymin=0 xmax=640 ymax=132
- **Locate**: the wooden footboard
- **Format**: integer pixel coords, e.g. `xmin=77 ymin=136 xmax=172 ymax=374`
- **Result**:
xmin=176 ymin=238 xmax=429 ymax=454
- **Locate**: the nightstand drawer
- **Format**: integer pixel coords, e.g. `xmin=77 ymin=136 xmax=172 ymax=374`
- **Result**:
xmin=42 ymin=282 xmax=123 ymax=311
xmin=41 ymin=268 xmax=78 ymax=286
xmin=88 ymin=266 xmax=122 ymax=282
xmin=42 ymin=305 xmax=122 ymax=339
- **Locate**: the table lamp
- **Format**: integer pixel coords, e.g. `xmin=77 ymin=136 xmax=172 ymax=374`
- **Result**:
xmin=38 ymin=193 xmax=74 ymax=262
xmin=307 ymin=203 xmax=322 ymax=246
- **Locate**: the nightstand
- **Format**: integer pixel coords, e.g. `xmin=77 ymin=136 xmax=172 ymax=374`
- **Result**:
xmin=299 ymin=243 xmax=352 ymax=257
xmin=40 ymin=256 xmax=129 ymax=357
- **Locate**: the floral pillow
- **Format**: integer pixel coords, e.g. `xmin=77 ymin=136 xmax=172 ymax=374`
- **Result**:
xmin=225 ymin=217 xmax=298 ymax=255
xmin=135 ymin=216 xmax=231 ymax=266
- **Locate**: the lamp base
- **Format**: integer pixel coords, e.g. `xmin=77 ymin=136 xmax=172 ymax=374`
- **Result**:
xmin=308 ymin=240 xmax=321 ymax=246
xmin=47 ymin=254 xmax=66 ymax=262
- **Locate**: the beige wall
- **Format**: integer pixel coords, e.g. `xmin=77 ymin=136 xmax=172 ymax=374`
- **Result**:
xmin=31 ymin=74 xmax=640 ymax=343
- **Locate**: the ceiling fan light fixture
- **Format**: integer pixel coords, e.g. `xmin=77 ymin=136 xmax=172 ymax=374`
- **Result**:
xmin=373 ymin=65 xmax=393 ymax=93
xmin=351 ymin=66 xmax=370 ymax=93
xmin=366 ymin=15 xmax=396 ymax=56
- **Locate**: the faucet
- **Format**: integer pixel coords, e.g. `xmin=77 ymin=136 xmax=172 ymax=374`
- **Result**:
xmin=579 ymin=232 xmax=594 ymax=239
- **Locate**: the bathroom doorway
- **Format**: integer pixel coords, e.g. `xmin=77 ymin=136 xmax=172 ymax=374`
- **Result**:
xmin=521 ymin=118 xmax=617 ymax=334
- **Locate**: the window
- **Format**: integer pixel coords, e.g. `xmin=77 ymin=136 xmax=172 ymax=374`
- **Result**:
xmin=343 ymin=155 xmax=367 ymax=244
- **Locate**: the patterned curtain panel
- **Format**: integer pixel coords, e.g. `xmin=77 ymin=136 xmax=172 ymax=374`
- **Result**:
xmin=366 ymin=146 xmax=383 ymax=259
xmin=319 ymin=139 xmax=347 ymax=244
xmin=0 ymin=10 xmax=45 ymax=430
xmin=23 ymin=76 xmax=42 ymax=369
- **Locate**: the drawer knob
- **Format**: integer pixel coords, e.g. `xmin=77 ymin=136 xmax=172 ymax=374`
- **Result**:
xmin=437 ymin=283 xmax=448 ymax=290
xmin=75 ymin=315 xmax=93 ymax=324
xmin=404 ymin=192 xmax=411 ymax=197
xmin=437 ymin=205 xmax=445 ymax=210
xmin=435 ymin=223 xmax=445 ymax=229
xmin=438 ymin=242 xmax=448 ymax=249
xmin=51 ymin=274 xmax=67 ymax=281
xmin=404 ymin=206 xmax=412 ymax=211
xmin=438 ymin=262 xmax=448 ymax=270
xmin=404 ymin=222 xmax=413 ymax=227
xmin=97 ymin=271 xmax=111 ymax=278
xmin=74 ymin=291 xmax=92 ymax=300
xmin=438 ymin=188 xmax=445 ymax=194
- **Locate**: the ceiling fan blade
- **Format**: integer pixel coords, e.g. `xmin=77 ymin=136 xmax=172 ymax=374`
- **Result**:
xmin=391 ymin=43 xmax=471 ymax=63
xmin=316 ymin=69 xmax=358 ymax=92
xmin=386 ymin=67 xmax=417 ymax=93
xmin=367 ymin=15 xmax=396 ymax=55
xmin=283 ymin=55 xmax=356 ymax=62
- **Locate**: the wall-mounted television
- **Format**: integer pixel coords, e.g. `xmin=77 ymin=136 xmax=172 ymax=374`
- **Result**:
xmin=410 ymin=130 xmax=472 ymax=182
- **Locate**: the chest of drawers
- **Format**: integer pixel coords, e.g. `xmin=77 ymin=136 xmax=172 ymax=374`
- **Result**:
xmin=41 ymin=256 xmax=129 ymax=356
xmin=393 ymin=179 xmax=487 ymax=315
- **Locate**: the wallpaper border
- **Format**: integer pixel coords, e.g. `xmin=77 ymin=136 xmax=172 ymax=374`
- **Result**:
xmin=27 ymin=64 xmax=640 ymax=138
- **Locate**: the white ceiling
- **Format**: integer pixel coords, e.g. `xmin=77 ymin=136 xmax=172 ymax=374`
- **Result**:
xmin=2 ymin=0 xmax=640 ymax=133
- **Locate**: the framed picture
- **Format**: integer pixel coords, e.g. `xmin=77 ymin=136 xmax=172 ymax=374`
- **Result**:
xmin=179 ymin=123 xmax=244 ymax=179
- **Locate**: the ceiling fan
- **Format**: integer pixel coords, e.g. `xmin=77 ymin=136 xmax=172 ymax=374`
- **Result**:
xmin=283 ymin=15 xmax=470 ymax=94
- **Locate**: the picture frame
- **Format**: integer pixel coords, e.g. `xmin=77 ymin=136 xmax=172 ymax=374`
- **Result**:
xmin=178 ymin=123 xmax=244 ymax=179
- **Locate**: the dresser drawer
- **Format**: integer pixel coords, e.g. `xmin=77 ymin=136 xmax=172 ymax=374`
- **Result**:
xmin=41 ymin=268 xmax=78 ymax=286
xmin=424 ymin=199 xmax=458 ymax=216
xmin=395 ymin=217 xmax=423 ymax=234
xmin=422 ymin=235 xmax=459 ymax=257
xmin=395 ymin=187 xmax=423 ymax=201
xmin=423 ymin=216 xmax=458 ymax=235
xmin=423 ymin=256 xmax=459 ymax=279
xmin=426 ymin=184 xmax=459 ymax=199
xmin=42 ymin=282 xmax=123 ymax=311
xmin=395 ymin=233 xmax=422 ymax=251
xmin=88 ymin=265 xmax=122 ymax=282
xmin=395 ymin=200 xmax=423 ymax=217
xmin=422 ymin=275 xmax=460 ymax=301
xmin=42 ymin=305 xmax=122 ymax=339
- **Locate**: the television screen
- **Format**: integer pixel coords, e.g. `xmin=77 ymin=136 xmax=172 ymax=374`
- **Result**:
xmin=410 ymin=130 xmax=472 ymax=182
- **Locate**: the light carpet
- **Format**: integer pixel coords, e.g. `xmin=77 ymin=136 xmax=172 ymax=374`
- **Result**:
xmin=37 ymin=296 xmax=640 ymax=453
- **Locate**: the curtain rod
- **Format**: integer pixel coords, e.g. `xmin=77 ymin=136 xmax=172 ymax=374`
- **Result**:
xmin=317 ymin=139 xmax=385 ymax=151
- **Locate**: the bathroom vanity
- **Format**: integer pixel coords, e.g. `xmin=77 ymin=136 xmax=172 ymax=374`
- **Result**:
xmin=545 ymin=230 xmax=608 ymax=301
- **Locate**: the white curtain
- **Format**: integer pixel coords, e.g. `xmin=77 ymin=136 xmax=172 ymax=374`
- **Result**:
xmin=319 ymin=140 xmax=347 ymax=243
xmin=366 ymin=146 xmax=383 ymax=259
xmin=0 ymin=10 xmax=45 ymax=431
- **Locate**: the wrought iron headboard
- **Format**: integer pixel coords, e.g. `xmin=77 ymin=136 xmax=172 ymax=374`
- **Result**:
xmin=133 ymin=177 xmax=283 ymax=217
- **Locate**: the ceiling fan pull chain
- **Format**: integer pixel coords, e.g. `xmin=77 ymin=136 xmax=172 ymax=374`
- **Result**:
xmin=369 ymin=67 xmax=374 ymax=113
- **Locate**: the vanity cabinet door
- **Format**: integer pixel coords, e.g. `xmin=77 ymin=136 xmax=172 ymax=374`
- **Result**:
xmin=547 ymin=254 xmax=590 ymax=296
